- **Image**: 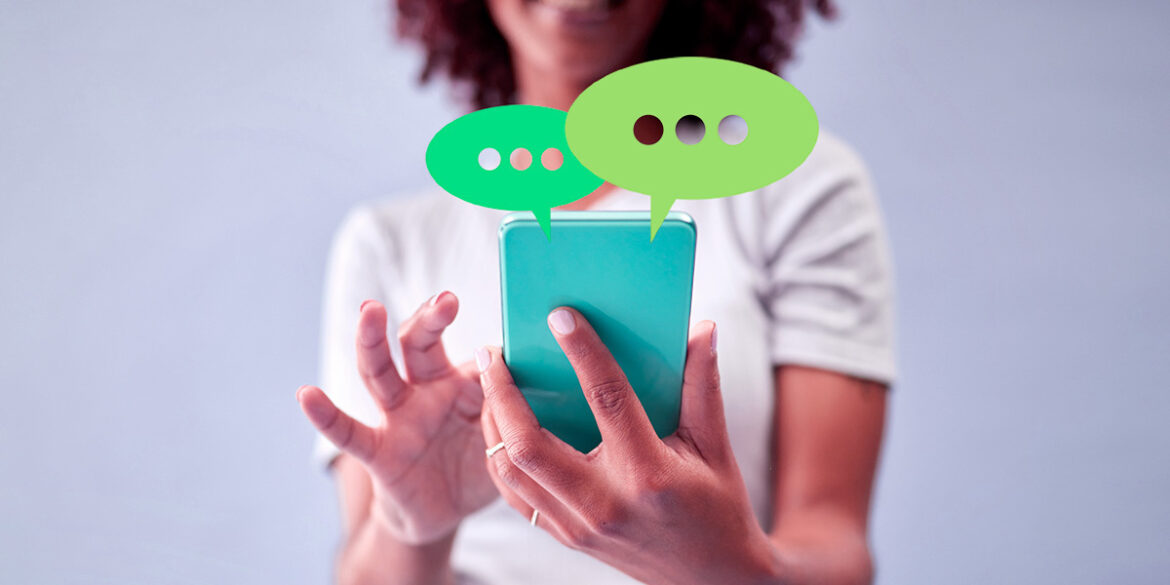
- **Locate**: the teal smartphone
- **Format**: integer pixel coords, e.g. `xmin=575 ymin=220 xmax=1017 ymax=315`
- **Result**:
xmin=498 ymin=210 xmax=697 ymax=453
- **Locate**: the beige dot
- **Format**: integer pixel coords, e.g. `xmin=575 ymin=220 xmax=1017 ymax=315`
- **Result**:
xmin=510 ymin=148 xmax=532 ymax=171
xmin=541 ymin=148 xmax=564 ymax=171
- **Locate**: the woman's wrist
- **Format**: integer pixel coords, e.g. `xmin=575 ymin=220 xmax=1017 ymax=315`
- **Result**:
xmin=368 ymin=490 xmax=459 ymax=545
xmin=660 ymin=527 xmax=785 ymax=585
xmin=728 ymin=529 xmax=788 ymax=585
xmin=339 ymin=505 xmax=458 ymax=585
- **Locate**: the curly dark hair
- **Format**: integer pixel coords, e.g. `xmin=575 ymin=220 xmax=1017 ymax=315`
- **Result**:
xmin=394 ymin=0 xmax=836 ymax=110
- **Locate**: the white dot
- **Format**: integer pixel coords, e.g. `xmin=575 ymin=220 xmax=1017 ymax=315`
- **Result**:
xmin=718 ymin=115 xmax=748 ymax=145
xmin=478 ymin=148 xmax=501 ymax=171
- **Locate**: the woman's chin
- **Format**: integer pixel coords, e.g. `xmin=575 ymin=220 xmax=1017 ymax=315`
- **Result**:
xmin=492 ymin=0 xmax=664 ymax=84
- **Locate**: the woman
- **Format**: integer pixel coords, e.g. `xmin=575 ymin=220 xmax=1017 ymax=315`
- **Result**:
xmin=297 ymin=0 xmax=895 ymax=584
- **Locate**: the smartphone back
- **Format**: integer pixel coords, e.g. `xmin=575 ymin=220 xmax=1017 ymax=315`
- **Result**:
xmin=499 ymin=211 xmax=696 ymax=452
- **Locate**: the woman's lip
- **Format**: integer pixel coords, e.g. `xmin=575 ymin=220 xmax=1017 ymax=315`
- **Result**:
xmin=528 ymin=0 xmax=622 ymax=26
xmin=537 ymin=0 xmax=609 ymax=10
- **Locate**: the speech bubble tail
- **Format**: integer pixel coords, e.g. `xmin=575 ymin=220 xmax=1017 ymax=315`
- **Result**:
xmin=649 ymin=196 xmax=674 ymax=241
xmin=533 ymin=208 xmax=553 ymax=241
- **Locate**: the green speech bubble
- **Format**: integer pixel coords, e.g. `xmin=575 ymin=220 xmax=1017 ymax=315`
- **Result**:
xmin=565 ymin=57 xmax=819 ymax=238
xmin=426 ymin=104 xmax=603 ymax=239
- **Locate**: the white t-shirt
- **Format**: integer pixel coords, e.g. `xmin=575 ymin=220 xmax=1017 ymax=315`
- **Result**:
xmin=313 ymin=132 xmax=896 ymax=585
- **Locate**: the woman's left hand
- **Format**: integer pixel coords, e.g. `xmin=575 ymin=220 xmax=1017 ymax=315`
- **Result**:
xmin=476 ymin=307 xmax=781 ymax=585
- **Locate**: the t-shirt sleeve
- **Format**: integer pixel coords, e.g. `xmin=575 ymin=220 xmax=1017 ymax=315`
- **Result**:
xmin=312 ymin=205 xmax=395 ymax=469
xmin=755 ymin=143 xmax=897 ymax=384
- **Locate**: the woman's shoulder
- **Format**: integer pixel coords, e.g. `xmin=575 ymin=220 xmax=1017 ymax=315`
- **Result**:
xmin=332 ymin=189 xmax=488 ymax=248
xmin=769 ymin=130 xmax=871 ymax=196
xmin=685 ymin=130 xmax=885 ymax=260
xmin=339 ymin=188 xmax=457 ymax=231
xmin=726 ymin=130 xmax=878 ymax=214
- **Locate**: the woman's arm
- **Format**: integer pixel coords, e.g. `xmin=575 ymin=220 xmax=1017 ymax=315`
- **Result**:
xmin=477 ymin=308 xmax=888 ymax=585
xmin=298 ymin=297 xmax=497 ymax=585
xmin=331 ymin=455 xmax=457 ymax=585
xmin=767 ymin=366 xmax=887 ymax=585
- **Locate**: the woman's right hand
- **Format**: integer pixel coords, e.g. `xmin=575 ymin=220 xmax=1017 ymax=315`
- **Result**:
xmin=297 ymin=293 xmax=497 ymax=545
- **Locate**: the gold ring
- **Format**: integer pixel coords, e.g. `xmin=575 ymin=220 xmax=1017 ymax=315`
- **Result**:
xmin=485 ymin=441 xmax=506 ymax=458
xmin=530 ymin=509 xmax=540 ymax=527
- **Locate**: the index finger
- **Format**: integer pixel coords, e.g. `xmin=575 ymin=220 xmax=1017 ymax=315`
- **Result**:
xmin=397 ymin=291 xmax=459 ymax=383
xmin=477 ymin=346 xmax=595 ymax=499
xmin=356 ymin=300 xmax=409 ymax=411
xmin=546 ymin=307 xmax=662 ymax=462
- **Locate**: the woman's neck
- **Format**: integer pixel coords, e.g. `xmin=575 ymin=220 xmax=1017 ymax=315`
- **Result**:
xmin=556 ymin=183 xmax=621 ymax=210
xmin=512 ymin=59 xmax=621 ymax=210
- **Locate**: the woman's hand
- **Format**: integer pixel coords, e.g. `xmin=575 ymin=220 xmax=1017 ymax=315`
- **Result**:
xmin=298 ymin=294 xmax=497 ymax=545
xmin=477 ymin=308 xmax=781 ymax=585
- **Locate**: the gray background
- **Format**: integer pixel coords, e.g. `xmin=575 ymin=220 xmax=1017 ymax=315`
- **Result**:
xmin=2 ymin=0 xmax=1167 ymax=583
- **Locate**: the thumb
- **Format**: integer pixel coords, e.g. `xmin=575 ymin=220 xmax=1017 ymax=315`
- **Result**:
xmin=676 ymin=321 xmax=732 ymax=464
xmin=297 ymin=385 xmax=379 ymax=464
xmin=450 ymin=359 xmax=486 ymax=418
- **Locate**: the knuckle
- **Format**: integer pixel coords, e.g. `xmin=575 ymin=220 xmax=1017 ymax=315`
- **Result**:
xmin=397 ymin=325 xmax=426 ymax=351
xmin=506 ymin=437 xmax=546 ymax=473
xmin=397 ymin=318 xmax=432 ymax=346
xmin=685 ymin=364 xmax=720 ymax=394
xmin=480 ymin=377 xmax=506 ymax=403
xmin=585 ymin=501 xmax=630 ymax=540
xmin=564 ymin=525 xmax=597 ymax=550
xmin=335 ymin=418 xmax=371 ymax=461
xmin=350 ymin=427 xmax=377 ymax=461
xmin=495 ymin=459 xmax=526 ymax=489
xmin=360 ymin=355 xmax=393 ymax=381
xmin=335 ymin=416 xmax=354 ymax=445
xmin=395 ymin=314 xmax=421 ymax=343
xmin=634 ymin=470 xmax=679 ymax=509
xmin=593 ymin=518 xmax=625 ymax=540
xmin=585 ymin=378 xmax=631 ymax=413
xmin=398 ymin=314 xmax=446 ymax=352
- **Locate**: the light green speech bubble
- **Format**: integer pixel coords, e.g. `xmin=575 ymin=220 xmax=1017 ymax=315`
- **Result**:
xmin=426 ymin=104 xmax=603 ymax=239
xmin=565 ymin=57 xmax=819 ymax=238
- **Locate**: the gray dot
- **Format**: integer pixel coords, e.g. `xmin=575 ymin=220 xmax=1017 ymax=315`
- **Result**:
xmin=675 ymin=115 xmax=705 ymax=145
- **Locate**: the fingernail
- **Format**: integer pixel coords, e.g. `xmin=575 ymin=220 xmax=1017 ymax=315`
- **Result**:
xmin=548 ymin=309 xmax=575 ymax=335
xmin=360 ymin=299 xmax=373 ymax=312
xmin=429 ymin=292 xmax=442 ymax=306
xmin=475 ymin=347 xmax=491 ymax=373
xmin=710 ymin=324 xmax=718 ymax=354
